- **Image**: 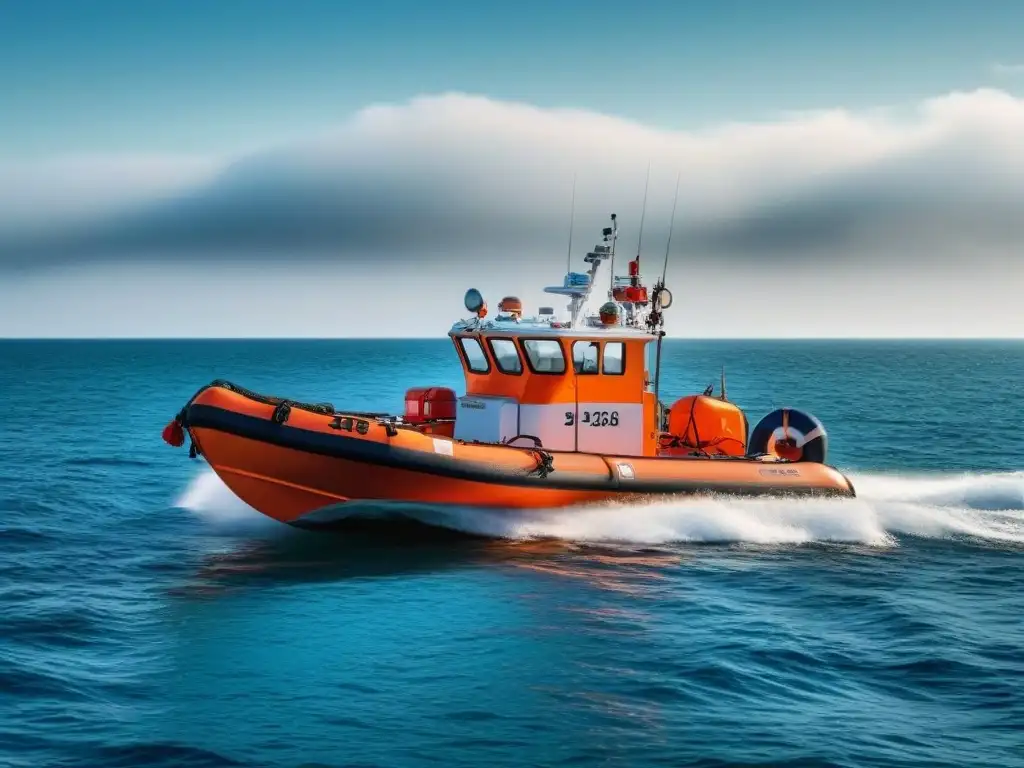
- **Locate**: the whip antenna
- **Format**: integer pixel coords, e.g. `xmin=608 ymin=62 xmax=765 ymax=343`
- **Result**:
xmin=650 ymin=170 xmax=681 ymax=434
xmin=566 ymin=173 xmax=577 ymax=273
xmin=636 ymin=161 xmax=652 ymax=264
xmin=660 ymin=170 xmax=681 ymax=284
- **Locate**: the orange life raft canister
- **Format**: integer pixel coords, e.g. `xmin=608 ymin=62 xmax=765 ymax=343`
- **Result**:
xmin=662 ymin=395 xmax=748 ymax=456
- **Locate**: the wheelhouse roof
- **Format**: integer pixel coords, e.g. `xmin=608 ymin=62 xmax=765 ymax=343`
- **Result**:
xmin=450 ymin=315 xmax=656 ymax=341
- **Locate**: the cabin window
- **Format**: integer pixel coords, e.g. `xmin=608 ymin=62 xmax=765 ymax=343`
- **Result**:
xmin=572 ymin=340 xmax=600 ymax=374
xmin=522 ymin=339 xmax=566 ymax=374
xmin=458 ymin=337 xmax=490 ymax=373
xmin=603 ymin=342 xmax=625 ymax=375
xmin=488 ymin=338 xmax=522 ymax=374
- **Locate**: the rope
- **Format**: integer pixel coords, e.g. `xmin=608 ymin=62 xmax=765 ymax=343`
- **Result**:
xmin=659 ymin=433 xmax=745 ymax=456
xmin=175 ymin=380 xmax=436 ymax=441
xmin=681 ymin=397 xmax=706 ymax=456
xmin=209 ymin=379 xmax=335 ymax=416
xmin=504 ymin=441 xmax=555 ymax=479
xmin=528 ymin=449 xmax=555 ymax=478
xmin=175 ymin=379 xmax=398 ymax=426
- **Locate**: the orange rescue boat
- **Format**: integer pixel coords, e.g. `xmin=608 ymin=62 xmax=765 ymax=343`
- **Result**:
xmin=163 ymin=213 xmax=855 ymax=527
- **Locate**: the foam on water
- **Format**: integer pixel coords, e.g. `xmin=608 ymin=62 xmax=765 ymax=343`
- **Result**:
xmin=173 ymin=469 xmax=281 ymax=535
xmin=174 ymin=468 xmax=1024 ymax=546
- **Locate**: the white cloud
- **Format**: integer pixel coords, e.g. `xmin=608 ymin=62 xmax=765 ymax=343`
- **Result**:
xmin=3 ymin=88 xmax=1024 ymax=269
xmin=0 ymin=153 xmax=221 ymax=236
xmin=1 ymin=89 xmax=1023 ymax=336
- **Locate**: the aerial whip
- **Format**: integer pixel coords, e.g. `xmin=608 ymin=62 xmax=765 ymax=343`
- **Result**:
xmin=629 ymin=161 xmax=652 ymax=286
xmin=565 ymin=172 xmax=577 ymax=273
xmin=651 ymin=170 xmax=682 ymax=430
xmin=660 ymin=170 xmax=681 ymax=287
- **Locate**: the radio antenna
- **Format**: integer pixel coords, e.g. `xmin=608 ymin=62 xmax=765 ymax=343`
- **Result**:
xmin=566 ymin=172 xmax=577 ymax=273
xmin=635 ymin=161 xmax=651 ymax=266
xmin=651 ymin=170 xmax=682 ymax=435
xmin=660 ymin=170 xmax=681 ymax=284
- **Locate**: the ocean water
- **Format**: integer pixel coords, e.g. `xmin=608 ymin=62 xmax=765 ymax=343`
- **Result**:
xmin=1 ymin=338 xmax=1023 ymax=768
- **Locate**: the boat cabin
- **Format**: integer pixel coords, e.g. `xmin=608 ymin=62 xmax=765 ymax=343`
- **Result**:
xmin=449 ymin=323 xmax=659 ymax=456
xmin=398 ymin=213 xmax=751 ymax=460
xmin=440 ymin=213 xmax=668 ymax=457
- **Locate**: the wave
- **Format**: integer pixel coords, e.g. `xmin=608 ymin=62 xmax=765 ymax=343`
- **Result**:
xmin=173 ymin=468 xmax=1024 ymax=546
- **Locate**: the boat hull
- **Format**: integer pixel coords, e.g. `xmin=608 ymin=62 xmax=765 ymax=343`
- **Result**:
xmin=180 ymin=384 xmax=856 ymax=526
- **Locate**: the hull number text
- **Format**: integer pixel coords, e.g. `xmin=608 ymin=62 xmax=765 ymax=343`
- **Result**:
xmin=564 ymin=410 xmax=620 ymax=427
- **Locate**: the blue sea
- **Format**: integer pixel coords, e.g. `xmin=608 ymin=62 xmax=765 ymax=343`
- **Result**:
xmin=2 ymin=339 xmax=1023 ymax=768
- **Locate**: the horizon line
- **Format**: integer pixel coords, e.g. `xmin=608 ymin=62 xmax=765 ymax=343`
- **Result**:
xmin=2 ymin=336 xmax=1022 ymax=342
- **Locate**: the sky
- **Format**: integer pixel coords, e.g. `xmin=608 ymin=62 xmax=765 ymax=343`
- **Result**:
xmin=1 ymin=0 xmax=1023 ymax=338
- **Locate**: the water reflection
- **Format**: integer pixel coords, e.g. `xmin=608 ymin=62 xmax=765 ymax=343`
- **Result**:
xmin=174 ymin=516 xmax=685 ymax=602
xmin=509 ymin=548 xmax=680 ymax=597
xmin=175 ymin=531 xmax=492 ymax=596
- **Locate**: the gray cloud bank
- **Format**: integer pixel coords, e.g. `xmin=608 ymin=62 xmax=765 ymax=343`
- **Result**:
xmin=3 ymin=89 xmax=1024 ymax=271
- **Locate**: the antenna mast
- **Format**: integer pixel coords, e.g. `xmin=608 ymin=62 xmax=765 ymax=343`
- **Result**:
xmin=612 ymin=161 xmax=650 ymax=297
xmin=651 ymin=171 xmax=681 ymax=433
xmin=543 ymin=212 xmax=616 ymax=329
xmin=566 ymin=173 xmax=577 ymax=273
xmin=635 ymin=161 xmax=651 ymax=268
xmin=660 ymin=171 xmax=681 ymax=286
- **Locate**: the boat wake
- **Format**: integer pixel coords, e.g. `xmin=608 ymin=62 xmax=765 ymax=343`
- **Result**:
xmin=173 ymin=469 xmax=1024 ymax=546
